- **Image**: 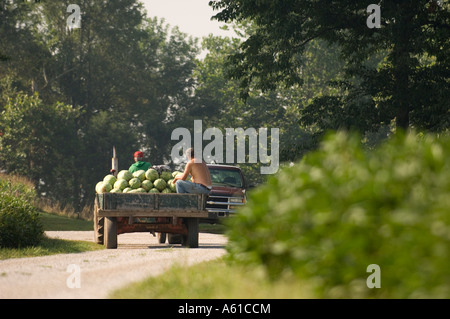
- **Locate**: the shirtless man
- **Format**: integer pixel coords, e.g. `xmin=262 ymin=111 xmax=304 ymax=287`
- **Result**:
xmin=173 ymin=148 xmax=212 ymax=194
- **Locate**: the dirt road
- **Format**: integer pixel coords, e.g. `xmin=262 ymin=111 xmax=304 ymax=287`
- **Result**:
xmin=0 ymin=231 xmax=227 ymax=299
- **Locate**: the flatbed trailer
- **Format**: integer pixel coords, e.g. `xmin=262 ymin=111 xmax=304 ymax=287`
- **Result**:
xmin=94 ymin=192 xmax=209 ymax=249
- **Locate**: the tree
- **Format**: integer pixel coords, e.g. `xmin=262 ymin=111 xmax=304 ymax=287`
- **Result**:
xmin=38 ymin=1 xmax=200 ymax=166
xmin=190 ymin=34 xmax=330 ymax=184
xmin=210 ymin=0 xmax=450 ymax=132
xmin=0 ymin=0 xmax=49 ymax=95
xmin=0 ymin=92 xmax=81 ymax=206
xmin=0 ymin=1 xmax=201 ymax=210
xmin=133 ymin=18 xmax=200 ymax=165
xmin=37 ymin=0 xmax=149 ymax=116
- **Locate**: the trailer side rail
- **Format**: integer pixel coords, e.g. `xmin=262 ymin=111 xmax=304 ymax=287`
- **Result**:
xmin=97 ymin=209 xmax=209 ymax=218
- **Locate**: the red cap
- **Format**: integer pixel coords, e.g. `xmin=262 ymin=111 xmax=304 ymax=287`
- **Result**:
xmin=134 ymin=151 xmax=143 ymax=158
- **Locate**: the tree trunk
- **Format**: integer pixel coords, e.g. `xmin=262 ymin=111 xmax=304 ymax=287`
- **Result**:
xmin=391 ymin=2 xmax=414 ymax=131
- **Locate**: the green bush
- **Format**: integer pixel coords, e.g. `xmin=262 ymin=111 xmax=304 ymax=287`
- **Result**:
xmin=226 ymin=131 xmax=450 ymax=298
xmin=0 ymin=177 xmax=44 ymax=248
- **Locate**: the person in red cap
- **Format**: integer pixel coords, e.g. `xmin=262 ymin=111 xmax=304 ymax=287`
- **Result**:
xmin=128 ymin=151 xmax=152 ymax=173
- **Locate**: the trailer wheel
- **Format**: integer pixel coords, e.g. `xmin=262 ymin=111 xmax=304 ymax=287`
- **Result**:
xmin=104 ymin=217 xmax=117 ymax=249
xmin=93 ymin=200 xmax=104 ymax=245
xmin=158 ymin=232 xmax=166 ymax=244
xmin=168 ymin=233 xmax=182 ymax=244
xmin=182 ymin=218 xmax=199 ymax=248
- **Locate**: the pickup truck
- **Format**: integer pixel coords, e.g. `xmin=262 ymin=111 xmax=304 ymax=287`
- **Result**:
xmin=205 ymin=164 xmax=247 ymax=221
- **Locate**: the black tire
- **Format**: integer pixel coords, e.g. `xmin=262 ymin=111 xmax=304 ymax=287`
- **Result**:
xmin=158 ymin=232 xmax=166 ymax=244
xmin=104 ymin=217 xmax=117 ymax=249
xmin=168 ymin=233 xmax=182 ymax=244
xmin=182 ymin=218 xmax=199 ymax=248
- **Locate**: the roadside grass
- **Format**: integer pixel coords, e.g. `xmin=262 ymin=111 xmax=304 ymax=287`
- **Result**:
xmin=110 ymin=223 xmax=315 ymax=299
xmin=109 ymin=258 xmax=314 ymax=299
xmin=0 ymin=236 xmax=103 ymax=260
xmin=0 ymin=211 xmax=102 ymax=260
xmin=0 ymin=214 xmax=224 ymax=260
xmin=39 ymin=211 xmax=93 ymax=231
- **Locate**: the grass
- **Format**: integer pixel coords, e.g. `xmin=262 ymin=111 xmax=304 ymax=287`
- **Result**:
xmin=39 ymin=211 xmax=93 ymax=231
xmin=109 ymin=258 xmax=314 ymax=299
xmin=109 ymin=222 xmax=314 ymax=299
xmin=0 ymin=213 xmax=225 ymax=260
xmin=0 ymin=210 xmax=102 ymax=260
xmin=0 ymin=236 xmax=103 ymax=260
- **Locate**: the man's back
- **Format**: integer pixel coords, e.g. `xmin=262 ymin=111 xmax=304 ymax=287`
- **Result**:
xmin=174 ymin=148 xmax=212 ymax=194
xmin=189 ymin=160 xmax=212 ymax=187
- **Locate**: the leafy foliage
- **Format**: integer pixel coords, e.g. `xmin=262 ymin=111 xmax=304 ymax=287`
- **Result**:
xmin=0 ymin=174 xmax=43 ymax=248
xmin=210 ymin=0 xmax=450 ymax=131
xmin=0 ymin=92 xmax=81 ymax=205
xmin=226 ymin=131 xmax=450 ymax=298
xmin=191 ymin=34 xmax=341 ymax=183
xmin=0 ymin=1 xmax=200 ymax=209
xmin=1 ymin=0 xmax=448 ymax=211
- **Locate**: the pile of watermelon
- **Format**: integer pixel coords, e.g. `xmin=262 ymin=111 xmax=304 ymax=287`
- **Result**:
xmin=95 ymin=168 xmax=182 ymax=194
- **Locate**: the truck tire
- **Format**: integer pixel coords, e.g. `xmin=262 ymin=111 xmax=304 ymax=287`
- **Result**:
xmin=182 ymin=218 xmax=199 ymax=248
xmin=158 ymin=232 xmax=166 ymax=244
xmin=168 ymin=233 xmax=182 ymax=244
xmin=104 ymin=217 xmax=117 ymax=249
xmin=93 ymin=200 xmax=104 ymax=245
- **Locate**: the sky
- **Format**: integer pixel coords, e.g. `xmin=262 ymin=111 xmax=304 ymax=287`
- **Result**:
xmin=140 ymin=0 xmax=235 ymax=39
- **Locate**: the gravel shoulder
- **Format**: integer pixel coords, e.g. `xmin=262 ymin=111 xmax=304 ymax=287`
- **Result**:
xmin=0 ymin=231 xmax=227 ymax=299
